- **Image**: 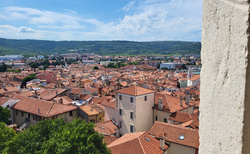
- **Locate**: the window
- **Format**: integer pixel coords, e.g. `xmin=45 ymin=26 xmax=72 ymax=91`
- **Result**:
xmin=119 ymin=109 xmax=123 ymax=115
xmin=155 ymin=116 xmax=158 ymax=121
xmin=130 ymin=97 xmax=133 ymax=103
xmin=164 ymin=118 xmax=167 ymax=123
xmin=22 ymin=111 xmax=24 ymax=117
xmin=7 ymin=105 xmax=9 ymax=108
xmin=119 ymin=121 xmax=122 ymax=128
xmin=145 ymin=96 xmax=147 ymax=101
xmin=130 ymin=111 xmax=134 ymax=120
xmin=119 ymin=95 xmax=122 ymax=100
xmin=16 ymin=110 xmax=18 ymax=116
xmin=130 ymin=125 xmax=134 ymax=133
xmin=99 ymin=117 xmax=102 ymax=120
xmin=33 ymin=114 xmax=35 ymax=120
xmin=69 ymin=111 xmax=73 ymax=116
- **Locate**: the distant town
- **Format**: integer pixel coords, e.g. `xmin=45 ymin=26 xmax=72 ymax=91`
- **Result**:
xmin=1 ymin=53 xmax=201 ymax=154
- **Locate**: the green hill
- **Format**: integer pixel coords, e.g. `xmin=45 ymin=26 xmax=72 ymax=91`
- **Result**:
xmin=0 ymin=38 xmax=201 ymax=57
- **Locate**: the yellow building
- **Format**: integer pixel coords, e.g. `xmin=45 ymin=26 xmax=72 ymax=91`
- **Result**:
xmin=79 ymin=104 xmax=105 ymax=123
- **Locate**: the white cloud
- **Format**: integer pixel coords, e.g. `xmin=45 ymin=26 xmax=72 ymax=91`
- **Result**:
xmin=122 ymin=1 xmax=136 ymax=12
xmin=0 ymin=0 xmax=202 ymax=41
xmin=18 ymin=26 xmax=35 ymax=33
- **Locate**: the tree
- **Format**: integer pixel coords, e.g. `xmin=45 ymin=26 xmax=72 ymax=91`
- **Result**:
xmin=42 ymin=59 xmax=50 ymax=66
xmin=157 ymin=63 xmax=161 ymax=69
xmin=42 ymin=64 xmax=49 ymax=70
xmin=3 ymin=118 xmax=110 ymax=154
xmin=0 ymin=106 xmax=11 ymax=124
xmin=21 ymin=73 xmax=36 ymax=88
xmin=0 ymin=63 xmax=7 ymax=72
xmin=30 ymin=62 xmax=38 ymax=70
xmin=182 ymin=64 xmax=187 ymax=69
xmin=0 ymin=122 xmax=16 ymax=153
xmin=93 ymin=66 xmax=99 ymax=70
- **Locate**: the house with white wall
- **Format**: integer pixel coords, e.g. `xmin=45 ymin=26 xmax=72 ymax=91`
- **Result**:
xmin=114 ymin=85 xmax=155 ymax=135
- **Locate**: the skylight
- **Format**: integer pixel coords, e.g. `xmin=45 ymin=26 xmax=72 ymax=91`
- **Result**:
xmin=179 ymin=135 xmax=185 ymax=140
xmin=145 ymin=138 xmax=150 ymax=142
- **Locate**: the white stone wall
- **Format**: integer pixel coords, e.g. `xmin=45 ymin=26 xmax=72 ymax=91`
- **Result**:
xmin=200 ymin=0 xmax=250 ymax=153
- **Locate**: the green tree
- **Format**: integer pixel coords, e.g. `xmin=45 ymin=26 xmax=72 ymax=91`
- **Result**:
xmin=0 ymin=122 xmax=16 ymax=153
xmin=0 ymin=106 xmax=11 ymax=124
xmin=42 ymin=64 xmax=49 ymax=70
xmin=21 ymin=73 xmax=36 ymax=88
xmin=42 ymin=59 xmax=50 ymax=66
xmin=30 ymin=62 xmax=38 ymax=68
xmin=157 ymin=63 xmax=161 ymax=69
xmin=3 ymin=118 xmax=110 ymax=154
xmin=0 ymin=63 xmax=7 ymax=72
xmin=93 ymin=66 xmax=99 ymax=70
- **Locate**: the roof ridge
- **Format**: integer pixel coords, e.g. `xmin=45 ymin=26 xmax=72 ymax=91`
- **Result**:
xmin=155 ymin=121 xmax=198 ymax=132
xmin=138 ymin=135 xmax=146 ymax=154
xmin=164 ymin=94 xmax=171 ymax=112
xmin=108 ymin=132 xmax=144 ymax=147
xmin=46 ymin=101 xmax=54 ymax=117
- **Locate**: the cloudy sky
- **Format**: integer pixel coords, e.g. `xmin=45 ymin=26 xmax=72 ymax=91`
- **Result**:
xmin=0 ymin=0 xmax=202 ymax=41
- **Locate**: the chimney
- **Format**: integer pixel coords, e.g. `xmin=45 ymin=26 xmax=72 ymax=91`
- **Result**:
xmin=38 ymin=109 xmax=40 ymax=114
xmin=180 ymin=96 xmax=183 ymax=107
xmin=107 ymin=97 xmax=110 ymax=102
xmin=158 ymin=97 xmax=163 ymax=111
xmin=158 ymin=132 xmax=165 ymax=150
xmin=98 ymin=101 xmax=101 ymax=104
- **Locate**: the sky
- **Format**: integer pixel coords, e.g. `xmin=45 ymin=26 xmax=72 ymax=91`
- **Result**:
xmin=0 ymin=0 xmax=202 ymax=41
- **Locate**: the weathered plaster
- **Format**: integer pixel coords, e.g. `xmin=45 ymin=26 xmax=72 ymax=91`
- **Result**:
xmin=200 ymin=0 xmax=250 ymax=153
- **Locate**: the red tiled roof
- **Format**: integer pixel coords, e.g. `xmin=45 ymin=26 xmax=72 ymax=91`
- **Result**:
xmin=11 ymin=97 xmax=76 ymax=117
xmin=39 ymin=88 xmax=67 ymax=100
xmin=108 ymin=131 xmax=167 ymax=154
xmin=189 ymin=75 xmax=200 ymax=81
xmin=155 ymin=92 xmax=194 ymax=113
xmin=104 ymin=135 xmax=118 ymax=146
xmin=169 ymin=111 xmax=199 ymax=129
xmin=149 ymin=122 xmax=199 ymax=148
xmin=116 ymin=85 xmax=154 ymax=96
xmin=0 ymin=97 xmax=9 ymax=106
xmin=94 ymin=120 xmax=118 ymax=135
xmin=102 ymin=100 xmax=116 ymax=109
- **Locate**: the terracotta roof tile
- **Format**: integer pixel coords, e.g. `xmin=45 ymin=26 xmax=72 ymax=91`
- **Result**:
xmin=116 ymin=85 xmax=154 ymax=96
xmin=149 ymin=122 xmax=199 ymax=148
xmin=104 ymin=135 xmax=119 ymax=146
xmin=0 ymin=97 xmax=9 ymax=106
xmin=40 ymin=88 xmax=67 ymax=100
xmin=79 ymin=104 xmax=104 ymax=116
xmin=154 ymin=92 xmax=194 ymax=113
xmin=108 ymin=131 xmax=167 ymax=154
xmin=94 ymin=120 xmax=118 ymax=135
xmin=11 ymin=97 xmax=76 ymax=117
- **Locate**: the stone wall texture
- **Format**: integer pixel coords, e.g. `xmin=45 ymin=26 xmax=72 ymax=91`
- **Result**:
xmin=200 ymin=0 xmax=250 ymax=153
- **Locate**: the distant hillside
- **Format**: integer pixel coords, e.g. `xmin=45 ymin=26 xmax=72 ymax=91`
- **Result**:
xmin=0 ymin=38 xmax=201 ymax=57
